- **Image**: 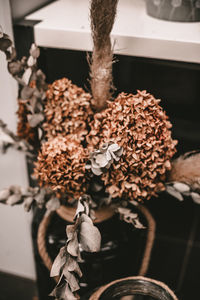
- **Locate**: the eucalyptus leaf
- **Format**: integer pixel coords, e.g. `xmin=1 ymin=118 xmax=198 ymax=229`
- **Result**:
xmin=38 ymin=127 xmax=43 ymax=140
xmin=0 ymin=35 xmax=12 ymax=51
xmin=10 ymin=185 xmax=22 ymax=194
xmin=173 ymin=182 xmax=190 ymax=193
xmin=80 ymin=213 xmax=93 ymax=225
xmin=49 ymin=282 xmax=66 ymax=299
xmin=24 ymin=196 xmax=34 ymax=212
xmin=95 ymin=154 xmax=108 ymax=167
xmin=27 ymin=113 xmax=44 ymax=127
xmin=67 ymin=233 xmax=79 ymax=257
xmin=0 ymin=188 xmax=10 ymax=201
xmin=79 ymin=221 xmax=101 ymax=252
xmin=75 ymin=200 xmax=85 ymax=218
xmin=66 ymin=225 xmax=76 ymax=241
xmin=50 ymin=246 xmax=67 ymax=277
xmin=108 ymin=143 xmax=120 ymax=152
xmin=166 ymin=185 xmax=184 ymax=201
xmin=29 ymin=44 xmax=40 ymax=58
xmin=65 ymin=284 xmax=78 ymax=300
xmin=91 ymin=166 xmax=102 ymax=176
xmin=34 ymin=189 xmax=46 ymax=207
xmin=191 ymin=192 xmax=200 ymax=204
xmin=66 ymin=256 xmax=82 ymax=277
xmin=6 ymin=193 xmax=22 ymax=205
xmin=46 ymin=197 xmax=60 ymax=212
xmin=22 ymin=67 xmax=32 ymax=85
xmin=62 ymin=266 xmax=80 ymax=292
xmin=21 ymin=86 xmax=34 ymax=100
xmin=8 ymin=61 xmax=22 ymax=75
xmin=134 ymin=218 xmax=146 ymax=229
xmin=27 ymin=55 xmax=36 ymax=67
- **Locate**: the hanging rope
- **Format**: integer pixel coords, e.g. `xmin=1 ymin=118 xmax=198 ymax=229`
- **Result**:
xmin=137 ymin=204 xmax=156 ymax=276
xmin=90 ymin=0 xmax=118 ymax=111
xmin=37 ymin=212 xmax=59 ymax=283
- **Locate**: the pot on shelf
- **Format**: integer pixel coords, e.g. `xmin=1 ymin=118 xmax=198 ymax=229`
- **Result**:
xmin=145 ymin=0 xmax=200 ymax=22
xmin=89 ymin=276 xmax=178 ymax=300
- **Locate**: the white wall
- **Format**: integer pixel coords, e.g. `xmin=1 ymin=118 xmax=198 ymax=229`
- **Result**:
xmin=0 ymin=0 xmax=36 ymax=280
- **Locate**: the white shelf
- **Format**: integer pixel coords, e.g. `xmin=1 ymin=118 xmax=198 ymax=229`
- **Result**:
xmin=26 ymin=0 xmax=200 ymax=64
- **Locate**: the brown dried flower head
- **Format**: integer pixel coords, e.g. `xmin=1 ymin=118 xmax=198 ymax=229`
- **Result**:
xmin=87 ymin=91 xmax=177 ymax=201
xmin=34 ymin=135 xmax=89 ymax=201
xmin=17 ymin=99 xmax=38 ymax=145
xmin=43 ymin=78 xmax=93 ymax=141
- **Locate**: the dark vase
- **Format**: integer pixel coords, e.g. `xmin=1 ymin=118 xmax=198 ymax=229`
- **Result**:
xmin=32 ymin=206 xmax=146 ymax=300
xmin=145 ymin=0 xmax=200 ymax=22
xmin=89 ymin=276 xmax=178 ymax=300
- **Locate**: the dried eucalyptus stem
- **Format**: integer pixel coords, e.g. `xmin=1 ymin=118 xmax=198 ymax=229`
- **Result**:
xmin=165 ymin=150 xmax=200 ymax=203
xmin=0 ymin=119 xmax=34 ymax=156
xmin=0 ymin=185 xmax=60 ymax=213
xmin=90 ymin=0 xmax=118 ymax=111
xmin=50 ymin=195 xmax=101 ymax=300
xmin=0 ymin=29 xmax=47 ymax=147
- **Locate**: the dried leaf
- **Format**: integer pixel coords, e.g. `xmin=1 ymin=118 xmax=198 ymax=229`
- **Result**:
xmin=22 ymin=67 xmax=32 ymax=85
xmin=62 ymin=266 xmax=80 ymax=292
xmin=24 ymin=196 xmax=34 ymax=212
xmin=75 ymin=200 xmax=85 ymax=218
xmin=166 ymin=185 xmax=184 ymax=201
xmin=66 ymin=225 xmax=76 ymax=241
xmin=50 ymin=282 xmax=67 ymax=299
xmin=0 ymin=35 xmax=12 ymax=51
xmin=29 ymin=44 xmax=40 ymax=58
xmin=21 ymin=86 xmax=34 ymax=100
xmin=0 ymin=188 xmax=10 ymax=201
xmin=66 ymin=256 xmax=82 ymax=277
xmin=46 ymin=197 xmax=60 ymax=212
xmin=6 ymin=193 xmax=22 ymax=205
xmin=79 ymin=221 xmax=101 ymax=252
xmin=67 ymin=232 xmax=79 ymax=257
xmin=27 ymin=55 xmax=36 ymax=67
xmin=27 ymin=113 xmax=44 ymax=127
xmin=80 ymin=213 xmax=93 ymax=225
xmin=50 ymin=247 xmax=67 ymax=277
xmin=191 ymin=192 xmax=200 ymax=204
xmin=8 ymin=61 xmax=22 ymax=75
xmin=173 ymin=182 xmax=190 ymax=193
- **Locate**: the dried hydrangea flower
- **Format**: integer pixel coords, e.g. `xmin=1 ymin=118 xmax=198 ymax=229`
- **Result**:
xmin=34 ymin=136 xmax=89 ymax=201
xmin=43 ymin=78 xmax=93 ymax=141
xmin=17 ymin=99 xmax=38 ymax=145
xmin=86 ymin=142 xmax=123 ymax=175
xmin=87 ymin=91 xmax=177 ymax=201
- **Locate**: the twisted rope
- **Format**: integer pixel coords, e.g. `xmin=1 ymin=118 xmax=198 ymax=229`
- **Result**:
xmin=137 ymin=204 xmax=156 ymax=276
xmin=37 ymin=212 xmax=55 ymax=278
xmin=90 ymin=0 xmax=118 ymax=111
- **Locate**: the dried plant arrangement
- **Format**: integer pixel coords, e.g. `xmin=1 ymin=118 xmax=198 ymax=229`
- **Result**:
xmin=0 ymin=1 xmax=200 ymax=299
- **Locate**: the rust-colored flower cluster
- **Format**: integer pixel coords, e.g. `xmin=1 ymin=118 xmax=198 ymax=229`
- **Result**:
xmin=17 ymin=99 xmax=37 ymax=145
xmin=34 ymin=136 xmax=89 ymax=200
xmin=87 ymin=91 xmax=177 ymax=201
xmin=43 ymin=78 xmax=93 ymax=141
